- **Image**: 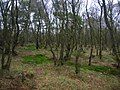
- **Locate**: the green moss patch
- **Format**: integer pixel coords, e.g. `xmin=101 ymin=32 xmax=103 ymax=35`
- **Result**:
xmin=22 ymin=54 xmax=51 ymax=65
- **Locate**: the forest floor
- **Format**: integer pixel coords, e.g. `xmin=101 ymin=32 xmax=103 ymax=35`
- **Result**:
xmin=0 ymin=44 xmax=120 ymax=90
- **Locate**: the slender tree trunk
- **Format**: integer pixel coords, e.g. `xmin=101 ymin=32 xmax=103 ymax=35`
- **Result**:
xmin=86 ymin=0 xmax=94 ymax=66
xmin=75 ymin=56 xmax=79 ymax=74
xmin=89 ymin=47 xmax=93 ymax=66
xmin=98 ymin=1 xmax=103 ymax=59
xmin=59 ymin=43 xmax=64 ymax=66
xmin=1 ymin=48 xmax=5 ymax=69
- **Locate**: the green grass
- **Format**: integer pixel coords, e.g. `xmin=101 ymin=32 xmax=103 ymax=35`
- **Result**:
xmin=66 ymin=61 xmax=120 ymax=76
xmin=22 ymin=54 xmax=51 ymax=65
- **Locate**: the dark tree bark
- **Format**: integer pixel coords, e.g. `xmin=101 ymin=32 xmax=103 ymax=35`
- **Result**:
xmin=86 ymin=0 xmax=94 ymax=66
xmin=98 ymin=0 xmax=103 ymax=59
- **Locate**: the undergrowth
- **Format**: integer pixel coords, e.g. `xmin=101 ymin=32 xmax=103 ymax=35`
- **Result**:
xmin=20 ymin=44 xmax=36 ymax=51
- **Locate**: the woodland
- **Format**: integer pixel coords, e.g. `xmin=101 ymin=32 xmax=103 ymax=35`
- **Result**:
xmin=0 ymin=0 xmax=120 ymax=89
